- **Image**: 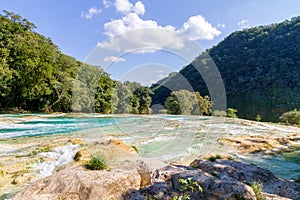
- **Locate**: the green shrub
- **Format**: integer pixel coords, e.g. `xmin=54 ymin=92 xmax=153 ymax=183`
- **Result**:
xmin=279 ymin=109 xmax=300 ymax=125
xmin=255 ymin=114 xmax=262 ymax=122
xmin=251 ymin=181 xmax=266 ymax=200
xmin=86 ymin=155 xmax=107 ymax=170
xmin=226 ymin=108 xmax=238 ymax=118
xmin=212 ymin=110 xmax=227 ymax=117
xmin=207 ymin=154 xmax=222 ymax=162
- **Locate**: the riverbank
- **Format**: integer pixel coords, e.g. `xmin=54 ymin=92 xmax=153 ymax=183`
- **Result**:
xmin=0 ymin=114 xmax=299 ymax=199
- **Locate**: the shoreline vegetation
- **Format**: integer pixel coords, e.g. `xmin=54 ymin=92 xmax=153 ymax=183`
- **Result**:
xmin=2 ymin=11 xmax=300 ymax=123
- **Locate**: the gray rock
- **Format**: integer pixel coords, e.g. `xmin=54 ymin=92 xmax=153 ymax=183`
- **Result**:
xmin=190 ymin=159 xmax=300 ymax=200
xmin=126 ymin=159 xmax=300 ymax=200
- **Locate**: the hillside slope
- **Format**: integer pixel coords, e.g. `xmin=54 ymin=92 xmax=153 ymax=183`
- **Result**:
xmin=0 ymin=11 xmax=152 ymax=114
xmin=151 ymin=16 xmax=300 ymax=121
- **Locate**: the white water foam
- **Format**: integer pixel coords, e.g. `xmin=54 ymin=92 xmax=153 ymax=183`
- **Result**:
xmin=34 ymin=143 xmax=79 ymax=178
xmin=0 ymin=143 xmax=16 ymax=153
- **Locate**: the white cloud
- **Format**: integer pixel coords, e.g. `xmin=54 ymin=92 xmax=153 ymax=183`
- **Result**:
xmin=98 ymin=13 xmax=183 ymax=52
xmin=238 ymin=19 xmax=250 ymax=28
xmin=81 ymin=7 xmax=102 ymax=19
xmin=98 ymin=1 xmax=220 ymax=54
xmin=115 ymin=0 xmax=145 ymax=15
xmin=179 ymin=15 xmax=221 ymax=40
xmin=115 ymin=0 xmax=132 ymax=13
xmin=104 ymin=56 xmax=126 ymax=62
xmin=133 ymin=1 xmax=145 ymax=15
xmin=103 ymin=0 xmax=112 ymax=8
xmin=217 ymin=23 xmax=225 ymax=28
xmin=103 ymin=13 xmax=169 ymax=37
xmin=98 ymin=13 xmax=220 ymax=53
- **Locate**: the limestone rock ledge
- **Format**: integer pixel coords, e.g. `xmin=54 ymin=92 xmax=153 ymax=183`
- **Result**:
xmin=13 ymin=165 xmax=141 ymax=200
xmin=13 ymin=158 xmax=300 ymax=200
xmin=126 ymin=159 xmax=300 ymax=200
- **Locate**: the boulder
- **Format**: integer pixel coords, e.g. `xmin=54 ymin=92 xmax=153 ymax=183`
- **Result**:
xmin=126 ymin=164 xmax=256 ymax=200
xmin=135 ymin=160 xmax=152 ymax=188
xmin=13 ymin=166 xmax=141 ymax=200
xmin=190 ymin=159 xmax=300 ymax=200
xmin=109 ymin=139 xmax=137 ymax=153
xmin=126 ymin=159 xmax=300 ymax=200
xmin=69 ymin=138 xmax=84 ymax=145
xmin=73 ymin=149 xmax=91 ymax=162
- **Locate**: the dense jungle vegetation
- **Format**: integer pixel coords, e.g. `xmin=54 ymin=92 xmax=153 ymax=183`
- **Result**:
xmin=151 ymin=16 xmax=300 ymax=121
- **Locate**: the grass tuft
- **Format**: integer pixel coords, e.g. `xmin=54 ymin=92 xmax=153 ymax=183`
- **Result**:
xmin=86 ymin=155 xmax=107 ymax=170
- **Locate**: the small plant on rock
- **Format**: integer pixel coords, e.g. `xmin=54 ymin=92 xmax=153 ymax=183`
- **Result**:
xmin=173 ymin=178 xmax=202 ymax=200
xmin=86 ymin=155 xmax=107 ymax=170
xmin=251 ymin=181 xmax=266 ymax=200
xmin=179 ymin=178 xmax=202 ymax=193
xmin=173 ymin=194 xmax=190 ymax=200
xmin=207 ymin=154 xmax=222 ymax=162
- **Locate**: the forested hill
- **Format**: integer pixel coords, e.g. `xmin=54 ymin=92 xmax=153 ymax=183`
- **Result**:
xmin=151 ymin=16 xmax=300 ymax=121
xmin=0 ymin=11 xmax=153 ymax=114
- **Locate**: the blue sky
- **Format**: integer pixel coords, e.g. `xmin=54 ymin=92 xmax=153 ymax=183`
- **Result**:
xmin=1 ymin=0 xmax=300 ymax=84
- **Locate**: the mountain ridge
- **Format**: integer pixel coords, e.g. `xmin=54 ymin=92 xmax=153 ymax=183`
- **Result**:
xmin=151 ymin=16 xmax=300 ymax=121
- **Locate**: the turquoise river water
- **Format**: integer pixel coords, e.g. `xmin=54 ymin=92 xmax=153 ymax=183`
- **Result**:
xmin=0 ymin=114 xmax=299 ymax=181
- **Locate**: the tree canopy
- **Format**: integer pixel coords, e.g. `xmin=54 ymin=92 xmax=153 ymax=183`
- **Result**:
xmin=0 ymin=11 xmax=152 ymax=114
xmin=152 ymin=16 xmax=300 ymax=121
xmin=164 ymin=90 xmax=211 ymax=115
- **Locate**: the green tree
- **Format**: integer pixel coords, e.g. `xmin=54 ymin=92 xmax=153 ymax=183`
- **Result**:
xmin=193 ymin=92 xmax=212 ymax=115
xmin=0 ymin=11 xmax=157 ymax=115
xmin=279 ymin=109 xmax=300 ymax=125
xmin=130 ymin=95 xmax=140 ymax=114
xmin=95 ymin=72 xmax=116 ymax=114
xmin=165 ymin=94 xmax=181 ymax=115
xmin=165 ymin=90 xmax=212 ymax=115
xmin=133 ymin=86 xmax=153 ymax=114
xmin=112 ymin=82 xmax=132 ymax=114
xmin=226 ymin=108 xmax=238 ymax=118
xmin=47 ymin=54 xmax=79 ymax=112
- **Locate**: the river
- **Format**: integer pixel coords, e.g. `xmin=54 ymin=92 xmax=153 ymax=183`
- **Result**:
xmin=0 ymin=114 xmax=299 ymax=181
